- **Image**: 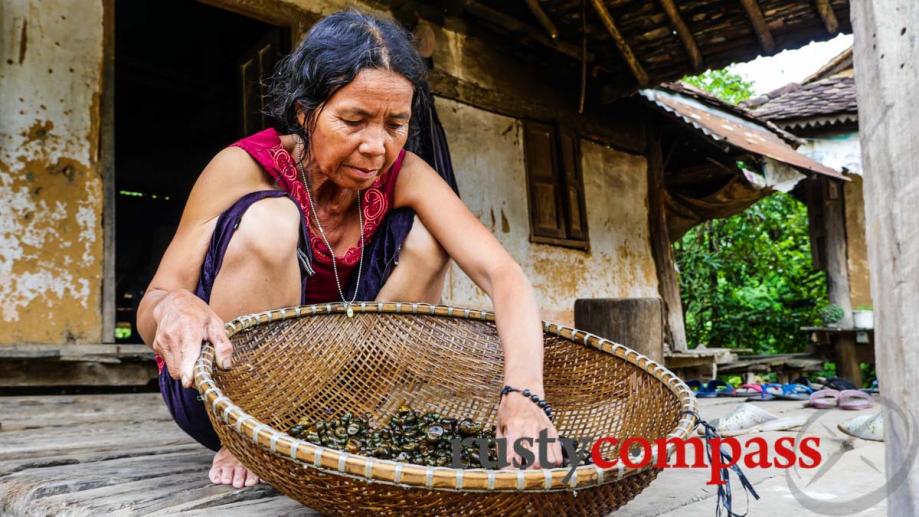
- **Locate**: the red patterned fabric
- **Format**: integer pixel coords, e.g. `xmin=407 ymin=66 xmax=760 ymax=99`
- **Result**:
xmin=231 ymin=128 xmax=406 ymax=303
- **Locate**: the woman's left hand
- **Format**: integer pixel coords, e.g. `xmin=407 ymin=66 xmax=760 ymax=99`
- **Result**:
xmin=496 ymin=390 xmax=563 ymax=469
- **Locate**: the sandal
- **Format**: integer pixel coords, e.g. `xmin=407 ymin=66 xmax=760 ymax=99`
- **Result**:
xmin=838 ymin=389 xmax=875 ymax=410
xmin=747 ymin=383 xmax=813 ymax=401
xmin=774 ymin=383 xmax=814 ymax=401
xmin=807 ymin=389 xmax=840 ymax=409
xmin=791 ymin=376 xmax=826 ymax=390
xmin=705 ymin=379 xmax=737 ymax=398
xmin=735 ymin=383 xmax=764 ymax=398
xmin=685 ymin=379 xmax=705 ymax=394
xmin=826 ymin=377 xmax=858 ymax=391
xmin=746 ymin=383 xmax=779 ymax=401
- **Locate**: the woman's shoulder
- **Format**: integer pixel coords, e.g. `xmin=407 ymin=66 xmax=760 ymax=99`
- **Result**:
xmin=197 ymin=146 xmax=280 ymax=200
xmin=391 ymin=150 xmax=441 ymax=208
xmin=228 ymin=128 xmax=299 ymax=190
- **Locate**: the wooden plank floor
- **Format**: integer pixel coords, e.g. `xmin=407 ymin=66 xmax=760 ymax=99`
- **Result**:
xmin=0 ymin=394 xmax=889 ymax=516
xmin=0 ymin=393 xmax=316 ymax=516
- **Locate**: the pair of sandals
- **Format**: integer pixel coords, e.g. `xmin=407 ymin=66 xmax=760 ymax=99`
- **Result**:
xmin=687 ymin=379 xmax=816 ymax=400
xmin=741 ymin=383 xmax=813 ymax=401
xmin=686 ymin=379 xmax=740 ymax=397
xmin=807 ymin=389 xmax=875 ymax=410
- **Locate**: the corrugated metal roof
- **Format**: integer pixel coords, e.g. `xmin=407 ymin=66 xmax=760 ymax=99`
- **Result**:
xmin=641 ymin=88 xmax=847 ymax=181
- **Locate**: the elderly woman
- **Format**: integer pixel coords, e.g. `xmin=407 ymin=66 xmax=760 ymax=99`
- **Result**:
xmin=137 ymin=10 xmax=561 ymax=489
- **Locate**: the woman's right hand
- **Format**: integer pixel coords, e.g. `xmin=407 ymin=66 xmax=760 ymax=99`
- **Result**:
xmin=151 ymin=288 xmax=234 ymax=388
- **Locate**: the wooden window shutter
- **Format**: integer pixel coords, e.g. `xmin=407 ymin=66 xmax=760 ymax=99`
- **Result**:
xmin=237 ymin=29 xmax=290 ymax=137
xmin=558 ymin=128 xmax=589 ymax=242
xmin=523 ymin=121 xmax=566 ymax=239
xmin=805 ymin=178 xmax=827 ymax=270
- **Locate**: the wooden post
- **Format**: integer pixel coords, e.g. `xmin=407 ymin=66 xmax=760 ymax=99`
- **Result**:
xmin=647 ymin=132 xmax=689 ymax=352
xmin=575 ymin=299 xmax=664 ymax=363
xmin=101 ymin=0 xmax=116 ymax=343
xmin=819 ymin=177 xmax=861 ymax=386
xmin=852 ymin=1 xmax=919 ymax=513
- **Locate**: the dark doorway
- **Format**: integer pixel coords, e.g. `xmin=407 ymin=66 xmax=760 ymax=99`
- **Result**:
xmin=114 ymin=0 xmax=291 ymax=342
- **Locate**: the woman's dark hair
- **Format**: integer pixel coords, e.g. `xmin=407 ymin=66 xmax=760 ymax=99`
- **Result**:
xmin=264 ymin=10 xmax=431 ymax=155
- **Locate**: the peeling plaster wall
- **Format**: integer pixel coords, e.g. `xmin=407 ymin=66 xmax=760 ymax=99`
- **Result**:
xmin=0 ymin=0 xmax=661 ymax=344
xmin=436 ymin=98 xmax=659 ymax=325
xmin=0 ymin=3 xmax=104 ymax=343
xmin=798 ymin=131 xmax=862 ymax=176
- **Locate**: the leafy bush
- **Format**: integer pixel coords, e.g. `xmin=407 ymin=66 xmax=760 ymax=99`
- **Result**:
xmin=674 ymin=193 xmax=828 ymax=353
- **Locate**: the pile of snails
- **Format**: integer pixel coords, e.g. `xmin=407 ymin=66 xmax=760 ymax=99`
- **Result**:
xmin=287 ymin=404 xmax=497 ymax=468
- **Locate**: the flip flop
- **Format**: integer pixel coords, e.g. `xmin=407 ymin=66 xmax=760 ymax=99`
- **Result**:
xmin=826 ymin=377 xmax=858 ymax=391
xmin=838 ymin=389 xmax=875 ymax=410
xmin=791 ymin=376 xmax=826 ymax=390
xmin=862 ymin=379 xmax=879 ymax=394
xmin=706 ymin=379 xmax=737 ymax=397
xmin=734 ymin=383 xmax=763 ymax=397
xmin=685 ymin=379 xmax=705 ymax=395
xmin=774 ymin=383 xmax=814 ymax=401
xmin=745 ymin=384 xmax=778 ymax=401
xmin=807 ymin=389 xmax=840 ymax=409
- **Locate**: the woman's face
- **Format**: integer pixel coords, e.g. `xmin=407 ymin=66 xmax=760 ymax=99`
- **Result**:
xmin=304 ymin=68 xmax=414 ymax=190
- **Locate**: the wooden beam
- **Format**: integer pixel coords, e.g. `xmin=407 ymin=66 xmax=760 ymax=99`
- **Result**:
xmin=463 ymin=1 xmax=593 ymax=62
xmin=813 ymin=0 xmax=839 ymax=34
xmin=852 ymin=0 xmax=919 ymax=509
xmin=658 ymin=0 xmax=703 ymax=71
xmin=101 ymin=0 xmax=115 ymax=343
xmin=647 ymin=129 xmax=689 ymax=352
xmin=738 ymin=0 xmax=775 ymax=54
xmin=589 ymin=0 xmax=649 ymax=86
xmin=524 ymin=0 xmax=559 ymax=40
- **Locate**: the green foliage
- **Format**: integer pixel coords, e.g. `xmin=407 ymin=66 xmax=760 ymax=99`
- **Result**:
xmin=682 ymin=69 xmax=755 ymax=105
xmin=674 ymin=193 xmax=829 ymax=354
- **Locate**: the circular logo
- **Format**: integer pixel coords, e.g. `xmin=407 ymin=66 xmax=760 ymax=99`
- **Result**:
xmin=785 ymin=394 xmax=918 ymax=514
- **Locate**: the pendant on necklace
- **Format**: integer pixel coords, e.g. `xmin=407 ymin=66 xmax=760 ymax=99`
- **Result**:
xmin=346 ymin=305 xmax=354 ymax=318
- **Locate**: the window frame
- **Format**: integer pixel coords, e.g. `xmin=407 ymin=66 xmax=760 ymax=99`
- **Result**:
xmin=522 ymin=120 xmax=590 ymax=251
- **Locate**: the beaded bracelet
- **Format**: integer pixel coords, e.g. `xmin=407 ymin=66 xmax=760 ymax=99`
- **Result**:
xmin=500 ymin=385 xmax=555 ymax=421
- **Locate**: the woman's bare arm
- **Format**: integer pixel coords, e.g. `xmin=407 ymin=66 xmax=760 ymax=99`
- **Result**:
xmin=393 ymin=151 xmax=562 ymax=468
xmin=136 ymin=146 xmax=277 ymax=385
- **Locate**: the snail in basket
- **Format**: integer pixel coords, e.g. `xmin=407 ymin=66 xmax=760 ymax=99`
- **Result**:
xmin=288 ymin=405 xmax=592 ymax=469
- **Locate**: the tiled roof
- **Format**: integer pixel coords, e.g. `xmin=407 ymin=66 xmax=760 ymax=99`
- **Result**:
xmin=746 ymin=75 xmax=857 ymax=127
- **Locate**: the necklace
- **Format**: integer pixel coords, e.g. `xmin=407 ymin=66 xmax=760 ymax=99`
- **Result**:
xmin=294 ymin=137 xmax=364 ymax=318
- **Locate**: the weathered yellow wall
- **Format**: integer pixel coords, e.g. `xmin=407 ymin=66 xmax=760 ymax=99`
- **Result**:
xmin=844 ymin=175 xmax=872 ymax=309
xmin=0 ymin=3 xmax=105 ymax=343
xmin=0 ymin=0 xmax=659 ymax=344
xmin=436 ymin=98 xmax=659 ymax=325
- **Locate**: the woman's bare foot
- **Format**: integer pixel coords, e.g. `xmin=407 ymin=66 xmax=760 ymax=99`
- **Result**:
xmin=209 ymin=446 xmax=260 ymax=488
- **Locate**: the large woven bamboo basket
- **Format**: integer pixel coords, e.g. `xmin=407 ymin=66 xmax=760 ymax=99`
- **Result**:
xmin=194 ymin=302 xmax=697 ymax=516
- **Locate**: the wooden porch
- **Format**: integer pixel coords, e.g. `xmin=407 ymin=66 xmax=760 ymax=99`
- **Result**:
xmin=0 ymin=393 xmax=887 ymax=516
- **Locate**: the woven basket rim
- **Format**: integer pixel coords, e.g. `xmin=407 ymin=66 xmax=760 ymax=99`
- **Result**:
xmin=195 ymin=301 xmax=698 ymax=492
